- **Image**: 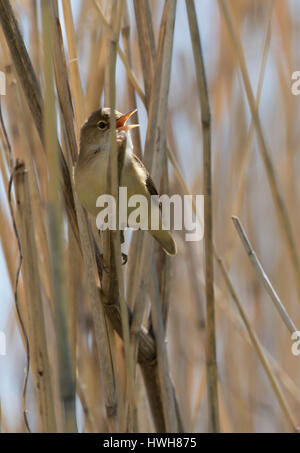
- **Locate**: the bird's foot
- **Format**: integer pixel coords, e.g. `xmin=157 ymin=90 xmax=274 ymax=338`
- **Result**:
xmin=121 ymin=253 xmax=128 ymax=265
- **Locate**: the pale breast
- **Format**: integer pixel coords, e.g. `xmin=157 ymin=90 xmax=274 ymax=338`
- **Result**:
xmin=74 ymin=149 xmax=109 ymax=216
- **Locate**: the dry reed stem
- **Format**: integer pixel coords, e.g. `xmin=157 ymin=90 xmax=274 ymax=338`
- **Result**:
xmin=15 ymin=84 xmax=53 ymax=308
xmin=107 ymin=0 xmax=137 ymax=432
xmin=186 ymin=0 xmax=220 ymax=433
xmin=121 ymin=3 xmax=142 ymax=160
xmin=165 ymin=69 xmax=300 ymax=433
xmin=71 ymin=146 xmax=118 ymax=428
xmin=216 ymin=294 xmax=300 ymax=404
xmin=76 ymin=379 xmax=98 ymax=433
xmin=166 ymin=119 xmax=299 ymax=410
xmin=0 ymin=0 xmax=79 ymax=245
xmin=230 ymin=1 xmax=274 ymax=226
xmin=163 ymin=92 xmax=298 ymax=431
xmin=1 ymin=0 xmax=297 ymax=434
xmin=150 ymin=260 xmax=178 ymax=432
xmin=131 ymin=0 xmax=176 ymax=336
xmin=218 ymin=0 xmax=300 ymax=301
xmin=215 ymin=252 xmax=299 ymax=432
xmin=133 ymin=0 xmax=156 ymax=107
xmin=0 ymin=0 xmax=43 ymax=136
xmin=85 ymin=21 xmax=106 ymax=114
xmin=232 ymin=216 xmax=297 ymax=334
xmin=91 ymin=0 xmax=181 ymax=433
xmin=223 ymin=1 xmax=274 ymax=269
xmin=62 ymin=0 xmax=86 ymax=130
xmin=77 ymin=206 xmax=118 ymax=430
xmin=1 ymin=1 xmax=173 ymax=432
xmin=8 ymin=162 xmax=30 ymax=431
xmin=52 ymin=0 xmax=118 ymax=431
xmin=128 ymin=0 xmax=180 ymax=432
xmin=41 ymin=1 xmax=76 ymax=432
xmin=93 ymin=0 xmax=146 ymax=106
xmin=125 ymin=0 xmax=156 ymax=307
xmin=14 ymin=165 xmax=56 ymax=433
xmin=51 ymin=3 xmax=77 ymax=164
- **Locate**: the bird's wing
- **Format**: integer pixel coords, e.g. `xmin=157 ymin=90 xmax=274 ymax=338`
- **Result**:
xmin=131 ymin=154 xmax=159 ymax=196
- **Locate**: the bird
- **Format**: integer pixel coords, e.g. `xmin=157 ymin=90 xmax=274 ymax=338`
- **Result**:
xmin=74 ymin=107 xmax=177 ymax=256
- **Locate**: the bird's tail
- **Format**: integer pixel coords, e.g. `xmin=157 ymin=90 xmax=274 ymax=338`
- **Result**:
xmin=150 ymin=229 xmax=177 ymax=256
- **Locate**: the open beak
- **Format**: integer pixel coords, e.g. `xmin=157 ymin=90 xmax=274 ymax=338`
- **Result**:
xmin=116 ymin=109 xmax=139 ymax=131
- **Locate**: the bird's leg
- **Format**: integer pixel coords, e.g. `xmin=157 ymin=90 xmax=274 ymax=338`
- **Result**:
xmin=120 ymin=230 xmax=128 ymax=265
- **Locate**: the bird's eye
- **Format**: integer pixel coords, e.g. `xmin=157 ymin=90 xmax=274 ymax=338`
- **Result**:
xmin=98 ymin=121 xmax=107 ymax=130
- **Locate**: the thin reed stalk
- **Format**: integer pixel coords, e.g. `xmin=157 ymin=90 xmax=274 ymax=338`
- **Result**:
xmin=218 ymin=0 xmax=300 ymax=301
xmin=149 ymin=260 xmax=178 ymax=432
xmin=14 ymin=164 xmax=56 ymax=433
xmin=107 ymin=0 xmax=137 ymax=432
xmin=232 ymin=216 xmax=297 ymax=335
xmin=186 ymin=0 xmax=220 ymax=433
xmin=41 ymin=1 xmax=76 ymax=432
xmin=52 ymin=0 xmax=118 ymax=431
xmin=215 ymin=252 xmax=299 ymax=433
xmin=1 ymin=0 xmax=299 ymax=434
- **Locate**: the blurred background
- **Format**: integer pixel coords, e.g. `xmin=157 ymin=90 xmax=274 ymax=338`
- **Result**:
xmin=0 ymin=0 xmax=300 ymax=433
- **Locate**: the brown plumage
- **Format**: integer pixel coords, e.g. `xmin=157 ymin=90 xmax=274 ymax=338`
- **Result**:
xmin=74 ymin=108 xmax=177 ymax=256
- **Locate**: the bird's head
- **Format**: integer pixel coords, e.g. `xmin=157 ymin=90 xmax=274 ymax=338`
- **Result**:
xmin=79 ymin=107 xmax=139 ymax=157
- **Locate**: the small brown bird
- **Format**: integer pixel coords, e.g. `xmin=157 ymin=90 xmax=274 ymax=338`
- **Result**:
xmin=74 ymin=108 xmax=177 ymax=256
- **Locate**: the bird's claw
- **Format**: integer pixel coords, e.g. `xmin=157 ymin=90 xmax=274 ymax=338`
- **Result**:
xmin=122 ymin=253 xmax=128 ymax=265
